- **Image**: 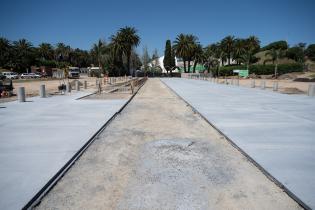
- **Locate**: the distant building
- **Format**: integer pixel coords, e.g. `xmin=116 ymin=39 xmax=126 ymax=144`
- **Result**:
xmin=148 ymin=56 xmax=210 ymax=73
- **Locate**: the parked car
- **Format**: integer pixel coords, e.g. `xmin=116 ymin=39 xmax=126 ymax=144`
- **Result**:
xmin=29 ymin=73 xmax=41 ymax=78
xmin=20 ymin=73 xmax=32 ymax=79
xmin=1 ymin=72 xmax=19 ymax=79
xmin=20 ymin=73 xmax=41 ymax=79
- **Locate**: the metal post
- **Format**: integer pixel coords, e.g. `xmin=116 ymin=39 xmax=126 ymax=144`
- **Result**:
xmin=308 ymin=84 xmax=315 ymax=96
xmin=251 ymin=80 xmax=255 ymax=88
xmin=18 ymin=87 xmax=26 ymax=102
xmin=39 ymin=85 xmax=46 ymax=98
xmin=261 ymin=81 xmax=266 ymax=89
xmin=273 ymin=82 xmax=278 ymax=91
xmin=236 ymin=79 xmax=239 ymax=86
xmin=66 ymin=82 xmax=71 ymax=93
xmin=84 ymin=81 xmax=87 ymax=89
xmin=75 ymin=80 xmax=80 ymax=91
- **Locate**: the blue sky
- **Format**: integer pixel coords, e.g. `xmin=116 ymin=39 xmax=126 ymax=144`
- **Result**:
xmin=0 ymin=0 xmax=314 ymax=56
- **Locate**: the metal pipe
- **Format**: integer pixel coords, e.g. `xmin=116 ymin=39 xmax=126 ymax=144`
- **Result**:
xmin=308 ymin=84 xmax=315 ymax=96
xmin=18 ymin=87 xmax=26 ymax=102
xmin=40 ymin=85 xmax=46 ymax=98
xmin=261 ymin=81 xmax=266 ymax=90
xmin=66 ymin=82 xmax=71 ymax=93
xmin=273 ymin=82 xmax=278 ymax=91
xmin=251 ymin=80 xmax=255 ymax=88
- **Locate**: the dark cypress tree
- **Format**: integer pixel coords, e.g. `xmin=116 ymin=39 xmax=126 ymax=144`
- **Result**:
xmin=163 ymin=40 xmax=172 ymax=74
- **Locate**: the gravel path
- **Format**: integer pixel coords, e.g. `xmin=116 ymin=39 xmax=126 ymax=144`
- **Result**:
xmin=36 ymin=78 xmax=301 ymax=210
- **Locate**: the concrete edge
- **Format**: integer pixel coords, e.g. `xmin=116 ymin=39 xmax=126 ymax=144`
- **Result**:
xmin=22 ymin=79 xmax=147 ymax=210
xmin=160 ymin=78 xmax=311 ymax=210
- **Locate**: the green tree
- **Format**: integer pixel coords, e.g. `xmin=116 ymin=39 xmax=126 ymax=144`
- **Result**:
xmin=91 ymin=39 xmax=107 ymax=72
xmin=0 ymin=37 xmax=12 ymax=68
xmin=265 ymin=48 xmax=287 ymax=78
xmin=186 ymin=34 xmax=199 ymax=72
xmin=173 ymin=34 xmax=198 ymax=73
xmin=141 ymin=46 xmax=150 ymax=74
xmin=286 ymin=43 xmax=306 ymax=68
xmin=117 ymin=26 xmax=140 ymax=76
xmin=13 ymin=39 xmax=34 ymax=72
xmin=173 ymin=34 xmax=189 ymax=73
xmin=204 ymin=44 xmax=220 ymax=75
xmin=221 ymin=35 xmax=235 ymax=65
xmin=55 ymin=43 xmax=71 ymax=62
xmin=192 ymin=44 xmax=204 ymax=73
xmin=38 ymin=43 xmax=54 ymax=60
xmin=163 ymin=40 xmax=172 ymax=74
xmin=242 ymin=36 xmax=260 ymax=70
xmin=306 ymin=44 xmax=315 ymax=61
xmin=110 ymin=34 xmax=125 ymax=75
xmin=213 ymin=43 xmax=227 ymax=76
xmin=261 ymin=40 xmax=288 ymax=51
xmin=233 ymin=39 xmax=246 ymax=65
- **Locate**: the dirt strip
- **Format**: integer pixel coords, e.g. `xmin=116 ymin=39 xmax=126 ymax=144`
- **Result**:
xmin=36 ymin=78 xmax=301 ymax=210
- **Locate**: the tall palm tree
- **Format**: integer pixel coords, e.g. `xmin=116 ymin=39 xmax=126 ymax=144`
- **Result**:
xmin=38 ymin=43 xmax=54 ymax=60
xmin=204 ymin=44 xmax=220 ymax=75
xmin=117 ymin=26 xmax=140 ymax=76
xmin=221 ymin=35 xmax=235 ymax=65
xmin=214 ymin=43 xmax=227 ymax=76
xmin=265 ymin=48 xmax=286 ymax=78
xmin=110 ymin=34 xmax=126 ymax=76
xmin=55 ymin=43 xmax=67 ymax=62
xmin=173 ymin=34 xmax=190 ymax=72
xmin=91 ymin=39 xmax=107 ymax=70
xmin=13 ymin=39 xmax=33 ymax=72
xmin=233 ymin=39 xmax=246 ymax=65
xmin=0 ymin=37 xmax=11 ymax=67
xmin=192 ymin=44 xmax=204 ymax=73
xmin=186 ymin=34 xmax=199 ymax=72
xmin=173 ymin=34 xmax=198 ymax=73
xmin=242 ymin=36 xmax=260 ymax=70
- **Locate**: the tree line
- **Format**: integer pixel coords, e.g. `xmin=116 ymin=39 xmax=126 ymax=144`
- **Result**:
xmin=0 ymin=26 xmax=142 ymax=76
xmin=163 ymin=34 xmax=315 ymax=76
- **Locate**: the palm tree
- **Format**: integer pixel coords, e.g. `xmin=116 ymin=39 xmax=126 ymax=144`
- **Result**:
xmin=38 ymin=43 xmax=54 ymax=60
xmin=13 ymin=39 xmax=33 ymax=72
xmin=204 ymin=44 xmax=219 ymax=75
xmin=265 ymin=48 xmax=286 ymax=78
xmin=173 ymin=34 xmax=199 ymax=73
xmin=91 ymin=39 xmax=106 ymax=71
xmin=186 ymin=34 xmax=199 ymax=72
xmin=117 ymin=26 xmax=140 ymax=76
xmin=55 ymin=43 xmax=67 ymax=62
xmin=242 ymin=36 xmax=260 ymax=70
xmin=0 ymin=37 xmax=11 ymax=67
xmin=233 ymin=39 xmax=246 ymax=65
xmin=173 ymin=34 xmax=190 ymax=72
xmin=221 ymin=35 xmax=235 ymax=65
xmin=192 ymin=44 xmax=204 ymax=73
xmin=213 ymin=43 xmax=227 ymax=76
xmin=110 ymin=34 xmax=125 ymax=75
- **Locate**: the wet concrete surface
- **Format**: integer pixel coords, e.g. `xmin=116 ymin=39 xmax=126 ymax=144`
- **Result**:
xmin=0 ymin=91 xmax=128 ymax=210
xmin=36 ymin=79 xmax=301 ymax=210
xmin=162 ymin=78 xmax=315 ymax=209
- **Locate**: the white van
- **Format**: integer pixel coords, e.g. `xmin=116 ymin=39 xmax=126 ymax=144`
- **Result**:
xmin=68 ymin=67 xmax=80 ymax=79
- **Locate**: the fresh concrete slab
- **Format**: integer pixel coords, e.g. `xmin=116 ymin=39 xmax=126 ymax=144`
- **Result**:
xmin=161 ymin=78 xmax=315 ymax=209
xmin=36 ymin=79 xmax=301 ymax=210
xmin=0 ymin=92 xmax=128 ymax=210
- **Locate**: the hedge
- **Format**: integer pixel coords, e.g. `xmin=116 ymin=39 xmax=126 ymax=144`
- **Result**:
xmin=211 ymin=63 xmax=303 ymax=76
